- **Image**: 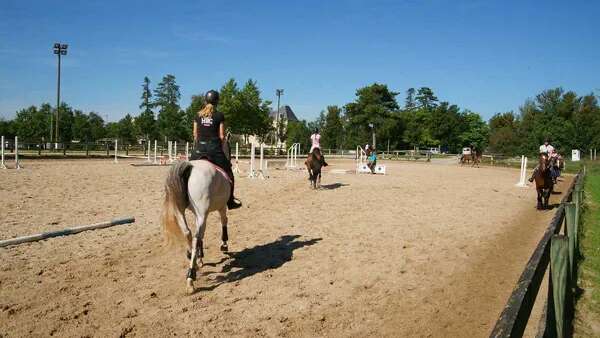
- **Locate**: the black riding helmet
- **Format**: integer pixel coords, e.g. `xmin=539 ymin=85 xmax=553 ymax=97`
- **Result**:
xmin=205 ymin=90 xmax=219 ymax=105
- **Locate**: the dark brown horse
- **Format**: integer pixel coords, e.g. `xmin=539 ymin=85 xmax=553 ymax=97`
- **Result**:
xmin=305 ymin=148 xmax=323 ymax=189
xmin=533 ymin=153 xmax=554 ymax=210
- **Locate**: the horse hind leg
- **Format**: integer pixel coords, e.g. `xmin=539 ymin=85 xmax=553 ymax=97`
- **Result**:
xmin=219 ymin=208 xmax=229 ymax=252
xmin=536 ymin=189 xmax=543 ymax=210
xmin=186 ymin=201 xmax=208 ymax=294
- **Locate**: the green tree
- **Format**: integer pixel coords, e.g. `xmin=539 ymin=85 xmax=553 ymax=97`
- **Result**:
xmin=488 ymin=112 xmax=521 ymax=155
xmin=219 ymin=79 xmax=241 ymax=134
xmin=321 ymin=105 xmax=344 ymax=149
xmin=137 ymin=76 xmax=157 ymax=141
xmin=88 ymin=112 xmax=105 ymax=141
xmin=405 ymin=88 xmax=416 ymax=110
xmin=415 ymin=87 xmax=438 ymax=110
xmin=105 ymin=122 xmax=120 ymax=139
xmin=184 ymin=94 xmax=206 ymax=141
xmin=344 ymin=83 xmax=400 ymax=148
xmin=118 ymin=114 xmax=138 ymax=145
xmin=0 ymin=118 xmax=15 ymax=138
xmin=56 ymin=102 xmax=74 ymax=143
xmin=13 ymin=105 xmax=51 ymax=143
xmin=154 ymin=74 xmax=186 ymax=141
xmin=458 ymin=111 xmax=489 ymax=150
xmin=286 ymin=120 xmax=311 ymax=152
xmin=71 ymin=110 xmax=91 ymax=142
xmin=237 ymin=79 xmax=273 ymax=142
xmin=401 ymin=108 xmax=434 ymax=148
xmin=429 ymin=102 xmax=462 ymax=152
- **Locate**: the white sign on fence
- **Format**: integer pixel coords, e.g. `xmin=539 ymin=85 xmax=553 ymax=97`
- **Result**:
xmin=572 ymin=149 xmax=580 ymax=162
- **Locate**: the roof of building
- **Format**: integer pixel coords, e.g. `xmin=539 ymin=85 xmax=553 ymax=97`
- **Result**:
xmin=269 ymin=105 xmax=299 ymax=122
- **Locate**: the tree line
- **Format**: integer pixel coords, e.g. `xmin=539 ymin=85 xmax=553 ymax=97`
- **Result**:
xmin=286 ymin=84 xmax=600 ymax=156
xmin=1 ymin=78 xmax=598 ymax=157
xmin=0 ymin=75 xmax=274 ymax=146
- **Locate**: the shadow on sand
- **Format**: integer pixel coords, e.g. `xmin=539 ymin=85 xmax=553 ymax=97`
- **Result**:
xmin=196 ymin=235 xmax=321 ymax=292
xmin=320 ymin=183 xmax=349 ymax=190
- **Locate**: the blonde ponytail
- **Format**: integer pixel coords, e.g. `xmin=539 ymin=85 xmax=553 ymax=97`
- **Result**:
xmin=199 ymin=103 xmax=214 ymax=118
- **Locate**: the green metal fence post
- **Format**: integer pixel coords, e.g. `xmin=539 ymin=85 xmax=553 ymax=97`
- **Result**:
xmin=564 ymin=202 xmax=576 ymax=283
xmin=550 ymin=235 xmax=569 ymax=338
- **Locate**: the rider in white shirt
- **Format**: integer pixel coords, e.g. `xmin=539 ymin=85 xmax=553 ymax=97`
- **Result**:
xmin=309 ymin=129 xmax=328 ymax=166
xmin=529 ymin=138 xmax=554 ymax=182
xmin=539 ymin=140 xmax=554 ymax=155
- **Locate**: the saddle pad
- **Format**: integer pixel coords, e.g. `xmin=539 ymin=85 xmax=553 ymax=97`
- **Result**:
xmin=197 ymin=160 xmax=233 ymax=185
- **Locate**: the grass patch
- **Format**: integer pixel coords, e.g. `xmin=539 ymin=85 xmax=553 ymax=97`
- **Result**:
xmin=574 ymin=161 xmax=600 ymax=336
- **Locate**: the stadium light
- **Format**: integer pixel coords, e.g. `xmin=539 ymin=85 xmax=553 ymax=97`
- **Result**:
xmin=52 ymin=42 xmax=68 ymax=145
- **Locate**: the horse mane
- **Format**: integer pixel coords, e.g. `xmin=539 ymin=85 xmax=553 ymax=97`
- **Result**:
xmin=312 ymin=148 xmax=322 ymax=161
xmin=538 ymin=153 xmax=548 ymax=171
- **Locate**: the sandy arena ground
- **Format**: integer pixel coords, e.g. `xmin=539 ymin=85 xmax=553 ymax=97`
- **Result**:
xmin=0 ymin=158 xmax=570 ymax=337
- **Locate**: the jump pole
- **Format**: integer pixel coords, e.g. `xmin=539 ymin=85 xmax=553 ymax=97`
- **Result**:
xmin=153 ymin=140 xmax=158 ymax=164
xmin=1 ymin=135 xmax=6 ymax=169
xmin=515 ymin=155 xmax=527 ymax=187
xmin=146 ymin=140 xmax=151 ymax=163
xmin=248 ymin=143 xmax=256 ymax=178
xmin=174 ymin=141 xmax=177 ymax=161
xmin=258 ymin=143 xmax=266 ymax=179
xmin=167 ymin=141 xmax=172 ymax=163
xmin=0 ymin=217 xmax=136 ymax=248
xmin=113 ymin=139 xmax=118 ymax=163
xmin=232 ymin=142 xmax=240 ymax=174
xmin=15 ymin=136 xmax=20 ymax=169
xmin=186 ymin=142 xmax=189 ymax=160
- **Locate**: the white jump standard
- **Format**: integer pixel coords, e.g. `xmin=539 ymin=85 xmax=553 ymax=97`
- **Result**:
xmin=232 ymin=142 xmax=240 ymax=174
xmin=515 ymin=155 xmax=528 ymax=187
xmin=286 ymin=143 xmax=300 ymax=170
xmin=247 ymin=143 xmax=269 ymax=179
xmin=1 ymin=135 xmax=6 ymax=169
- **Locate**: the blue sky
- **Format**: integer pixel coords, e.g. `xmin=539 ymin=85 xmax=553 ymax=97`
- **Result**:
xmin=1 ymin=0 xmax=599 ymax=122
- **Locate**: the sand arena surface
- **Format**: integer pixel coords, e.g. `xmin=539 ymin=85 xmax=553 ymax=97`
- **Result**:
xmin=0 ymin=158 xmax=569 ymax=337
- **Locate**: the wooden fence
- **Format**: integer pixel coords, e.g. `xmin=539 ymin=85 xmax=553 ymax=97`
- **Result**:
xmin=490 ymin=169 xmax=586 ymax=338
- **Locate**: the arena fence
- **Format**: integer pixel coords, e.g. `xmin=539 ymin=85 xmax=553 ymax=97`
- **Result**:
xmin=490 ymin=168 xmax=586 ymax=338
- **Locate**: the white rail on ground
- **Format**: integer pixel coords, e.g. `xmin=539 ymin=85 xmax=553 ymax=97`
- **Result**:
xmin=0 ymin=217 xmax=136 ymax=248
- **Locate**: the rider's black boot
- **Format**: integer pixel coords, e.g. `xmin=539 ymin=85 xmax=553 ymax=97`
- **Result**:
xmin=224 ymin=164 xmax=242 ymax=210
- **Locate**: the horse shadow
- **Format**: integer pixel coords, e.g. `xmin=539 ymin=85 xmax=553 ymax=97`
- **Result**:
xmin=320 ymin=183 xmax=349 ymax=190
xmin=197 ymin=235 xmax=321 ymax=291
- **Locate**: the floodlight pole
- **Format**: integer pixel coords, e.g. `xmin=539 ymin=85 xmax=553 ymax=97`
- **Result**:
xmin=56 ymin=50 xmax=61 ymax=145
xmin=53 ymin=43 xmax=68 ymax=146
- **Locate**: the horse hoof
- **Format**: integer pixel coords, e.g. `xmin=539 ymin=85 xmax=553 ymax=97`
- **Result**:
xmin=220 ymin=244 xmax=228 ymax=252
xmin=186 ymin=279 xmax=195 ymax=295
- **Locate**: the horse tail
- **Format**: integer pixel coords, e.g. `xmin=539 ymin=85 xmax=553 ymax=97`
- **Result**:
xmin=162 ymin=161 xmax=193 ymax=245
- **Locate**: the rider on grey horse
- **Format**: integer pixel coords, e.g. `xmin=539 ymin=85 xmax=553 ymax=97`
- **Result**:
xmin=190 ymin=90 xmax=242 ymax=210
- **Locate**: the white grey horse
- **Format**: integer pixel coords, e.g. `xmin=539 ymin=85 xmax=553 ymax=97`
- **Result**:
xmin=162 ymin=160 xmax=231 ymax=294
